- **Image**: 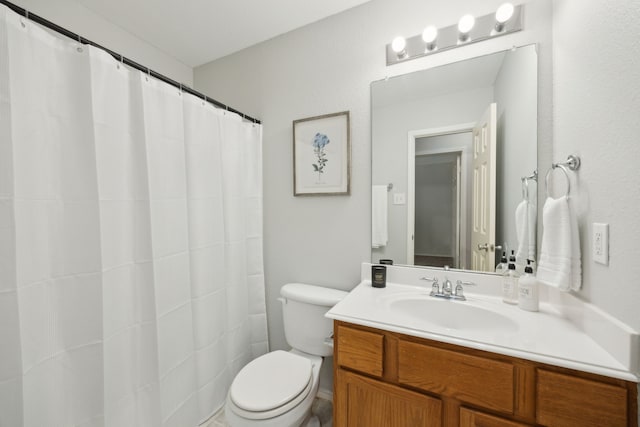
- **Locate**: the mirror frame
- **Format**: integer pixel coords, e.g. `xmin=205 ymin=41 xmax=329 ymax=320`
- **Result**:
xmin=371 ymin=44 xmax=539 ymax=275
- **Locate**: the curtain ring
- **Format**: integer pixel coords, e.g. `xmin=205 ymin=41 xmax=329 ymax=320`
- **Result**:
xmin=545 ymin=164 xmax=571 ymax=200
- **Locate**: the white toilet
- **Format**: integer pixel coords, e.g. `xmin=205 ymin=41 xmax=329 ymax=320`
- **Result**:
xmin=225 ymin=283 xmax=348 ymax=427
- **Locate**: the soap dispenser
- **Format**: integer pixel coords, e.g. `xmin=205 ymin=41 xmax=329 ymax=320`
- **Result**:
xmin=518 ymin=260 xmax=538 ymax=311
xmin=495 ymin=251 xmax=508 ymax=274
xmin=502 ymin=251 xmax=519 ymax=304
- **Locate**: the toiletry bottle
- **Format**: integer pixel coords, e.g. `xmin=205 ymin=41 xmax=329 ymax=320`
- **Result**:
xmin=495 ymin=251 xmax=508 ymax=274
xmin=518 ymin=260 xmax=538 ymax=311
xmin=502 ymin=251 xmax=519 ymax=304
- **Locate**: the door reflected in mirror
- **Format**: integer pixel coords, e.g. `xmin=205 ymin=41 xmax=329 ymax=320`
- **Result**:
xmin=371 ymin=45 xmax=537 ymax=273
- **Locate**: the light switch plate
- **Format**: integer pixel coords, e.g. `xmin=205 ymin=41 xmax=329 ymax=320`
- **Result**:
xmin=593 ymin=223 xmax=609 ymax=265
xmin=393 ymin=193 xmax=406 ymax=205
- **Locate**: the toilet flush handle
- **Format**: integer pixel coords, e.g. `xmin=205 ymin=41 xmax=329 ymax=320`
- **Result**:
xmin=324 ymin=332 xmax=334 ymax=349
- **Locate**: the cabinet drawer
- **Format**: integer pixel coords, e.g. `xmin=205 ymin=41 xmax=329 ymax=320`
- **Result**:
xmin=536 ymin=369 xmax=628 ymax=427
xmin=336 ymin=325 xmax=384 ymax=377
xmin=398 ymin=340 xmax=514 ymax=414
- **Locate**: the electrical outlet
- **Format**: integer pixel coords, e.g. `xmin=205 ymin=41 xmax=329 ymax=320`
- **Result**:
xmin=593 ymin=223 xmax=609 ymax=265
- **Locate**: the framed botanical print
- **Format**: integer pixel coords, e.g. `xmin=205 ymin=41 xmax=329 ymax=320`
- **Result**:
xmin=293 ymin=111 xmax=350 ymax=196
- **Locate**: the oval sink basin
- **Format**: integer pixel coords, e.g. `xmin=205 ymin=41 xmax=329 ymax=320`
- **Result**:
xmin=389 ymin=297 xmax=518 ymax=333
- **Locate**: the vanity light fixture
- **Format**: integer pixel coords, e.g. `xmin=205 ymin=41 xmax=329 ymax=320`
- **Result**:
xmin=422 ymin=25 xmax=438 ymax=52
xmin=457 ymin=14 xmax=475 ymax=43
xmin=391 ymin=36 xmax=408 ymax=59
xmin=385 ymin=4 xmax=523 ymax=66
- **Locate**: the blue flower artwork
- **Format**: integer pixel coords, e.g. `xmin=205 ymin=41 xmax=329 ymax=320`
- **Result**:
xmin=312 ymin=132 xmax=330 ymax=182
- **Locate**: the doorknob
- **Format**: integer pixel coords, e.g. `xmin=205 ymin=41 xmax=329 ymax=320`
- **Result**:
xmin=477 ymin=243 xmax=489 ymax=251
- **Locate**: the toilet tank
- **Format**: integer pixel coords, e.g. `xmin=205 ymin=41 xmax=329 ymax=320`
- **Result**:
xmin=280 ymin=283 xmax=348 ymax=357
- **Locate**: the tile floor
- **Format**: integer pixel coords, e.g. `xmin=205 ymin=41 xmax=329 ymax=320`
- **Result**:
xmin=201 ymin=397 xmax=333 ymax=427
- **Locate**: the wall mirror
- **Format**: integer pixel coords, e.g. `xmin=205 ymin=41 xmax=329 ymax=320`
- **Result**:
xmin=371 ymin=44 xmax=538 ymax=273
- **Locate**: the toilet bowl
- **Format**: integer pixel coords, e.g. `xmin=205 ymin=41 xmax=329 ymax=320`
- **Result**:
xmin=224 ymin=283 xmax=347 ymax=427
xmin=225 ymin=350 xmax=322 ymax=427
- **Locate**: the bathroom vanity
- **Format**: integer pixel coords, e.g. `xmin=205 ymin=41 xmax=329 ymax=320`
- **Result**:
xmin=327 ymin=264 xmax=639 ymax=427
xmin=333 ymin=321 xmax=636 ymax=427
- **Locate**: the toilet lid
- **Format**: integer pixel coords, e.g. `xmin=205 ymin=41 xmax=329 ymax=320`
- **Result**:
xmin=230 ymin=350 xmax=313 ymax=414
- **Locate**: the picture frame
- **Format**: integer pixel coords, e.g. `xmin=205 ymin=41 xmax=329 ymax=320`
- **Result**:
xmin=293 ymin=111 xmax=351 ymax=196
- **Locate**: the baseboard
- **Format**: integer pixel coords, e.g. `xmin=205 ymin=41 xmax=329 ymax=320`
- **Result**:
xmin=316 ymin=388 xmax=333 ymax=401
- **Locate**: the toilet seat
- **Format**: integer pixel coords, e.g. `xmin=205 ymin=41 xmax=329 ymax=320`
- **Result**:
xmin=229 ymin=350 xmax=313 ymax=420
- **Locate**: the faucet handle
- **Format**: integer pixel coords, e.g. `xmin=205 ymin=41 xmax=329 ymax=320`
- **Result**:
xmin=456 ymin=280 xmax=476 ymax=287
xmin=429 ymin=280 xmax=440 ymax=296
xmin=455 ymin=280 xmax=476 ymax=298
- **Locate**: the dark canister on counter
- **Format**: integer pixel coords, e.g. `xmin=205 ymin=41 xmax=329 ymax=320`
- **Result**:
xmin=371 ymin=265 xmax=387 ymax=288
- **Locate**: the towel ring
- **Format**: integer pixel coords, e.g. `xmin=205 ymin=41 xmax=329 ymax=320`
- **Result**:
xmin=545 ymin=164 xmax=571 ymax=199
xmin=520 ymin=170 xmax=537 ymax=201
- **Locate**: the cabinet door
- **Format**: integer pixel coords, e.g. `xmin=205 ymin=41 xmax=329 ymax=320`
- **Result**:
xmin=536 ymin=369 xmax=628 ymax=427
xmin=460 ymin=407 xmax=532 ymax=427
xmin=336 ymin=369 xmax=441 ymax=427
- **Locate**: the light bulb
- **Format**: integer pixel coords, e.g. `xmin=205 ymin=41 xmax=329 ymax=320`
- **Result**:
xmin=494 ymin=3 xmax=515 ymax=33
xmin=421 ymin=26 xmax=438 ymax=44
xmin=391 ymin=36 xmax=406 ymax=53
xmin=391 ymin=36 xmax=408 ymax=59
xmin=458 ymin=14 xmax=475 ymax=34
xmin=495 ymin=3 xmax=515 ymax=24
xmin=421 ymin=26 xmax=438 ymax=52
xmin=458 ymin=14 xmax=475 ymax=42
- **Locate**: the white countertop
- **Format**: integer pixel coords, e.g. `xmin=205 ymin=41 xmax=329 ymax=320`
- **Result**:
xmin=327 ymin=279 xmax=639 ymax=382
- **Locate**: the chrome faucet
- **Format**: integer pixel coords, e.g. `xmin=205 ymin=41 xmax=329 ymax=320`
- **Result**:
xmin=442 ymin=266 xmax=453 ymax=296
xmin=427 ymin=266 xmax=476 ymax=301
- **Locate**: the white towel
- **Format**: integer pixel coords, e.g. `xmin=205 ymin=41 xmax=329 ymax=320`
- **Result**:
xmin=372 ymin=185 xmax=388 ymax=248
xmin=536 ymin=197 xmax=581 ymax=291
xmin=515 ymin=199 xmax=537 ymax=266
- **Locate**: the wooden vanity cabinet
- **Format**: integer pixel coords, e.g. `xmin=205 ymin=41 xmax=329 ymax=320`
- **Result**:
xmin=333 ymin=321 xmax=638 ymax=427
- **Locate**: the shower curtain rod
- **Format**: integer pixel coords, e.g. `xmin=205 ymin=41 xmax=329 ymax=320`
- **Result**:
xmin=0 ymin=0 xmax=261 ymax=124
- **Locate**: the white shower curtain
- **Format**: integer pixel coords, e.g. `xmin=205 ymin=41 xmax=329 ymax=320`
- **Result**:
xmin=0 ymin=5 xmax=268 ymax=427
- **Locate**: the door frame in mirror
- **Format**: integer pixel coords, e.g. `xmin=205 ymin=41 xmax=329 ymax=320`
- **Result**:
xmin=407 ymin=122 xmax=474 ymax=267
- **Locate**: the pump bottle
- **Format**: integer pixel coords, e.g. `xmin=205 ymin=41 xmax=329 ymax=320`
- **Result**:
xmin=502 ymin=251 xmax=519 ymax=304
xmin=518 ymin=260 xmax=538 ymax=311
xmin=495 ymin=251 xmax=508 ymax=275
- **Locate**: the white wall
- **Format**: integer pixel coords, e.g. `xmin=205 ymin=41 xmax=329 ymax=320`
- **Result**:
xmin=194 ymin=0 xmax=553 ymax=392
xmin=7 ymin=0 xmax=193 ymax=85
xmin=552 ymin=0 xmax=640 ymax=332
